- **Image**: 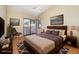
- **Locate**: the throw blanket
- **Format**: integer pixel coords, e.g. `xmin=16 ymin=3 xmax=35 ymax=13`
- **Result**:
xmin=25 ymin=35 xmax=55 ymax=53
xmin=36 ymin=33 xmax=63 ymax=47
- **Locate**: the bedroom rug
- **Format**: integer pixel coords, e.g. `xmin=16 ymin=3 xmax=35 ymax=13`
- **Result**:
xmin=17 ymin=42 xmax=69 ymax=54
xmin=17 ymin=42 xmax=31 ymax=54
xmin=58 ymin=47 xmax=69 ymax=54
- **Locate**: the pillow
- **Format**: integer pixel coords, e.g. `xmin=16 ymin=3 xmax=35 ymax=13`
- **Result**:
xmin=46 ymin=29 xmax=55 ymax=34
xmin=54 ymin=29 xmax=65 ymax=36
xmin=59 ymin=30 xmax=65 ymax=36
xmin=46 ymin=30 xmax=52 ymax=34
xmin=51 ymin=31 xmax=59 ymax=35
xmin=45 ymin=29 xmax=55 ymax=32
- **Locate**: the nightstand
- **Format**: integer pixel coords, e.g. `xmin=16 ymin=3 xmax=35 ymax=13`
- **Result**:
xmin=65 ymin=36 xmax=77 ymax=47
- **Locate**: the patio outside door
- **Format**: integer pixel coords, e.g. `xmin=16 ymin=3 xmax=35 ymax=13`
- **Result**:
xmin=23 ymin=18 xmax=30 ymax=35
xmin=23 ymin=19 xmax=37 ymax=35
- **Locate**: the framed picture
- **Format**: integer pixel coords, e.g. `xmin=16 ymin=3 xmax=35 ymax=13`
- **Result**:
xmin=10 ymin=18 xmax=20 ymax=26
xmin=50 ymin=14 xmax=64 ymax=25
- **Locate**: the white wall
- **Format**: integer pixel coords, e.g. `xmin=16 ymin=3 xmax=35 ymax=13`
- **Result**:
xmin=7 ymin=6 xmax=36 ymax=34
xmin=39 ymin=6 xmax=79 ymax=27
xmin=0 ymin=5 xmax=7 ymax=36
xmin=38 ymin=5 xmax=79 ymax=47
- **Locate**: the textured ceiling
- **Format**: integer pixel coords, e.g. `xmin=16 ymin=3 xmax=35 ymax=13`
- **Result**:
xmin=7 ymin=5 xmax=51 ymax=16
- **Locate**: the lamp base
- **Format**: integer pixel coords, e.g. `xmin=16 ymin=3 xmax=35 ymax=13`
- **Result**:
xmin=70 ymin=31 xmax=73 ymax=36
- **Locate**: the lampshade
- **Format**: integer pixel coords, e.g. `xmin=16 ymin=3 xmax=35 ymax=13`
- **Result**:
xmin=68 ymin=26 xmax=75 ymax=36
xmin=68 ymin=26 xmax=75 ymax=30
xmin=41 ymin=26 xmax=47 ymax=32
xmin=75 ymin=26 xmax=79 ymax=31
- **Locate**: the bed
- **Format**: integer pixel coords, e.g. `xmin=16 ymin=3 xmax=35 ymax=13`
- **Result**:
xmin=23 ymin=26 xmax=67 ymax=54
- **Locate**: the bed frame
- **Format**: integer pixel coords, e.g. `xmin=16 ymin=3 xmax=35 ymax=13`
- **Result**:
xmin=24 ymin=25 xmax=67 ymax=54
xmin=47 ymin=25 xmax=67 ymax=35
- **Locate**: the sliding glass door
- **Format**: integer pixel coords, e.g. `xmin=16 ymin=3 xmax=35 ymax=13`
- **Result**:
xmin=23 ymin=18 xmax=30 ymax=35
xmin=23 ymin=19 xmax=37 ymax=35
xmin=31 ymin=20 xmax=37 ymax=34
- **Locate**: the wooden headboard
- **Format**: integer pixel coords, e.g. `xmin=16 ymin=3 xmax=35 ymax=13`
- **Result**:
xmin=47 ymin=26 xmax=67 ymax=35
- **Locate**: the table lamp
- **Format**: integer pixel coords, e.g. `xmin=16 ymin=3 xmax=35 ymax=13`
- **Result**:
xmin=68 ymin=26 xmax=75 ymax=36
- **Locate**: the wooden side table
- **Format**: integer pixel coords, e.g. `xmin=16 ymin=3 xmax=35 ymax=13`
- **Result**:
xmin=66 ymin=36 xmax=77 ymax=47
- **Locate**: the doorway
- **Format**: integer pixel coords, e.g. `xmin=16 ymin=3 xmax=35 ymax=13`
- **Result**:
xmin=23 ymin=18 xmax=37 ymax=35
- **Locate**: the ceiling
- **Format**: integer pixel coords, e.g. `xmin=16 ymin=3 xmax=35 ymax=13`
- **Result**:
xmin=7 ymin=5 xmax=51 ymax=16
